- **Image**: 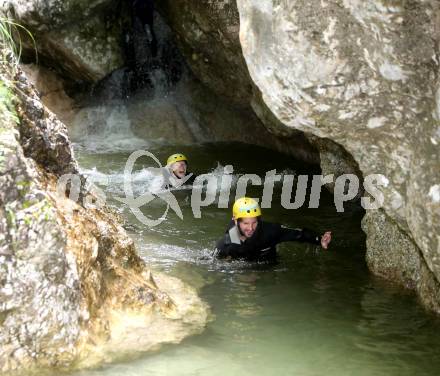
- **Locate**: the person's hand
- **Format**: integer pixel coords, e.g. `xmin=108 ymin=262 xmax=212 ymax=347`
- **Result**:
xmin=321 ymin=231 xmax=332 ymax=250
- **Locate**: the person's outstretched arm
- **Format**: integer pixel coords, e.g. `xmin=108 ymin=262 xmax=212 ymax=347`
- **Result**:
xmin=277 ymin=225 xmax=332 ymax=249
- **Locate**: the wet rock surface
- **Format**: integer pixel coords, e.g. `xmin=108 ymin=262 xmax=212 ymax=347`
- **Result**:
xmin=155 ymin=0 xmax=440 ymax=312
xmin=0 ymin=0 xmax=124 ymax=82
xmin=20 ymin=64 xmax=77 ymax=127
xmin=0 ymin=63 xmax=209 ymax=373
xmin=363 ymin=209 xmax=440 ymax=313
xmin=156 ymin=0 xmax=253 ymax=106
xmin=236 ymin=0 xmax=440 ymax=309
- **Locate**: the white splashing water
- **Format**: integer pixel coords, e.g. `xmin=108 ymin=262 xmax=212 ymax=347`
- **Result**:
xmin=80 ymin=165 xmax=165 ymax=197
xmin=71 ymin=104 xmax=150 ymax=153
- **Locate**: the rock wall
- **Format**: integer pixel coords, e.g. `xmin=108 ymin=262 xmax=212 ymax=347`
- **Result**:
xmin=20 ymin=64 xmax=77 ymax=127
xmin=154 ymin=0 xmax=320 ymax=163
xmin=0 ymin=62 xmax=208 ymax=373
xmin=363 ymin=209 xmax=440 ymax=313
xmin=156 ymin=0 xmax=252 ymax=106
xmin=0 ymin=0 xmax=124 ymax=82
xmin=155 ymin=0 xmax=440 ymax=312
xmin=235 ymin=0 xmax=440 ymax=310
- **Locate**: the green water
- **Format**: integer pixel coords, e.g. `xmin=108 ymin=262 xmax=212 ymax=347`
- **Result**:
xmin=71 ymin=142 xmax=440 ymax=376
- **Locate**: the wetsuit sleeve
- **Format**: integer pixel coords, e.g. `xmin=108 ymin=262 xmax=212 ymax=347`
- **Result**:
xmin=212 ymin=220 xmax=243 ymax=258
xmin=213 ymin=236 xmax=245 ymax=259
xmin=185 ymin=173 xmax=197 ymax=185
xmin=277 ymin=225 xmax=321 ymax=245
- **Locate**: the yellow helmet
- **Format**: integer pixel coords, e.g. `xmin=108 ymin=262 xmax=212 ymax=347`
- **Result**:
xmin=166 ymin=153 xmax=188 ymax=166
xmin=233 ymin=197 xmax=262 ymax=219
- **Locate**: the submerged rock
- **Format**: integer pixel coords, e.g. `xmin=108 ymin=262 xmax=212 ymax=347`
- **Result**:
xmin=0 ymin=62 xmax=209 ymax=373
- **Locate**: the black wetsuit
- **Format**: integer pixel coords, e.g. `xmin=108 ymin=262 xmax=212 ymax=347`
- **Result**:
xmin=213 ymin=220 xmax=322 ymax=261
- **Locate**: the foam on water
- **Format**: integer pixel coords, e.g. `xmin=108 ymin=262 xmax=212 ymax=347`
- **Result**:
xmin=71 ymin=104 xmax=149 ymax=153
xmin=80 ymin=165 xmax=165 ymax=197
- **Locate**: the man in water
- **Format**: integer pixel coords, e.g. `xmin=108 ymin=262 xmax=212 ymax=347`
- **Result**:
xmin=164 ymin=153 xmax=196 ymax=188
xmin=213 ymin=197 xmax=332 ymax=261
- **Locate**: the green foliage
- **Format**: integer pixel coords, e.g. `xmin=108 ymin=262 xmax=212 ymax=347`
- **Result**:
xmin=0 ymin=17 xmax=36 ymax=128
xmin=16 ymin=180 xmax=31 ymax=197
xmin=5 ymin=205 xmax=16 ymax=228
xmin=0 ymin=81 xmax=18 ymax=125
xmin=0 ymin=16 xmax=38 ymax=69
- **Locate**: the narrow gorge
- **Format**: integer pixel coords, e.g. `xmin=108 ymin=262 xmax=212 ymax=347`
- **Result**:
xmin=0 ymin=0 xmax=439 ymax=375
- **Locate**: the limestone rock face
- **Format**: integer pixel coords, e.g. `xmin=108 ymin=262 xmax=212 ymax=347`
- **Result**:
xmin=0 ymin=64 xmax=208 ymax=373
xmin=157 ymin=0 xmax=439 ymax=311
xmin=236 ymin=0 xmax=440 ymax=308
xmin=157 ymin=0 xmax=253 ymax=106
xmin=1 ymin=0 xmax=124 ymax=81
xmin=21 ymin=64 xmax=77 ymax=126
xmin=154 ymin=0 xmax=320 ymax=161
xmin=363 ymin=209 xmax=440 ymax=313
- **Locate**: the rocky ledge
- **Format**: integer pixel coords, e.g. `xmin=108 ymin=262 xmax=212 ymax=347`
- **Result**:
xmin=0 ymin=62 xmax=209 ymax=373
